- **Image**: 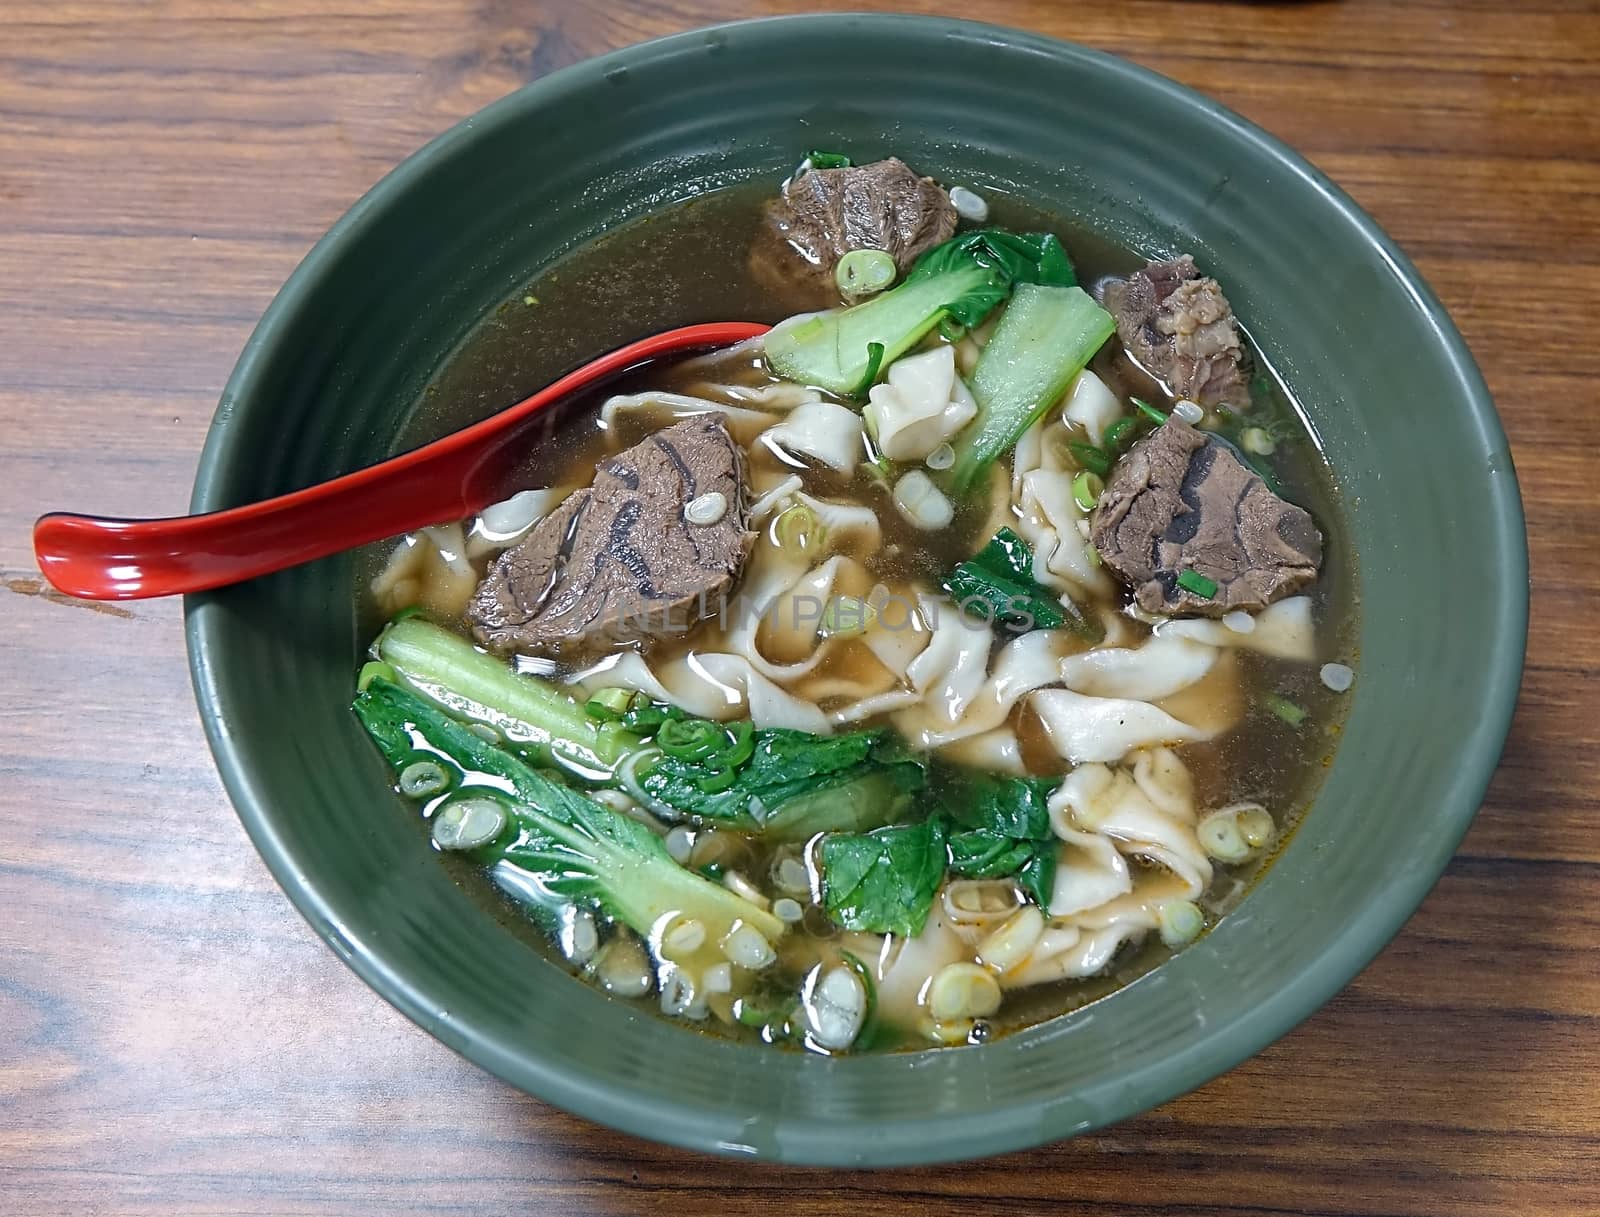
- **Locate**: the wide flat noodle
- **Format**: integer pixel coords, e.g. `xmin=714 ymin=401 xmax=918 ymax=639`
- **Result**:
xmin=1059 ymin=369 xmax=1122 ymax=446
xmin=1010 ymin=417 xmax=1114 ymax=602
xmin=760 ymin=399 xmax=865 ymax=473
xmin=600 ymin=390 xmax=777 ymax=445
xmin=902 ymin=625 xmax=1078 ymax=749
xmin=935 ymin=726 xmax=1027 ymax=775
xmin=862 ymin=345 xmax=977 ymax=461
xmin=1047 ymin=823 xmax=1133 ymax=918
xmin=1059 ymin=633 xmax=1218 ymax=701
xmin=1158 ymin=595 xmax=1317 ymax=661
xmin=1000 ymin=749 xmax=1212 ymax=989
xmin=568 ymin=650 xmax=831 ymax=734
xmin=1030 ymin=688 xmax=1214 ymax=764
xmin=1049 ymin=759 xmax=1212 ymax=898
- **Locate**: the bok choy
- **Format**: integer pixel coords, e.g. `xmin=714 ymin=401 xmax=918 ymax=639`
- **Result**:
xmin=764 ymin=229 xmax=1078 ymax=397
xmin=370 ymin=618 xmax=925 ymax=841
xmin=354 ymin=677 xmax=785 ymax=945
xmin=947 ymin=283 xmax=1116 ymax=493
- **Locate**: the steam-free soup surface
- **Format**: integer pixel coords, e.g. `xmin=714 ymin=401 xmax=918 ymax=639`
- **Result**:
xmin=357 ymin=176 xmax=1355 ymax=1051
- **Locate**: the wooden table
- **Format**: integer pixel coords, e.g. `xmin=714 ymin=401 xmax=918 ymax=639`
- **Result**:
xmin=3 ymin=2 xmax=1596 ymax=1213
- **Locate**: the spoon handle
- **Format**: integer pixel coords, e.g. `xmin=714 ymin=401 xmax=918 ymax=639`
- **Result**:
xmin=34 ymin=438 xmax=501 ymax=601
xmin=33 ymin=322 xmax=769 ymax=600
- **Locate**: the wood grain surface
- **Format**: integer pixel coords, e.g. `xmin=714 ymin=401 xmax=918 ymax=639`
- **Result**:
xmin=2 ymin=2 xmax=1597 ymax=1214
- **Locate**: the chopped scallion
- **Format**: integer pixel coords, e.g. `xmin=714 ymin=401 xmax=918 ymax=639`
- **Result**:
xmin=357 ymin=660 xmax=397 ymax=692
xmin=584 ymin=687 xmax=635 ymax=721
xmin=1176 ymin=569 xmax=1218 ymax=598
xmin=774 ymin=502 xmax=824 ymax=553
xmin=1068 ymin=441 xmax=1111 ymax=477
xmin=695 ymin=766 xmax=740 ymax=794
xmin=806 ymin=150 xmax=851 ymax=169
xmin=1157 ymin=900 xmax=1205 ymax=947
xmin=398 ymin=758 xmax=452 ymax=799
xmin=1242 ymin=426 xmax=1277 ymax=456
xmin=819 ymin=595 xmax=878 ymax=640
xmin=1071 ymin=470 xmax=1104 ymax=511
xmin=836 ymin=248 xmax=896 ymax=300
xmin=720 ymin=720 xmax=756 ymax=770
xmin=1103 ymin=416 xmax=1141 ymax=453
xmin=1132 ymin=397 xmax=1167 ymax=426
xmin=656 ymin=717 xmax=727 ymax=762
xmin=1263 ymin=694 xmax=1307 ymax=727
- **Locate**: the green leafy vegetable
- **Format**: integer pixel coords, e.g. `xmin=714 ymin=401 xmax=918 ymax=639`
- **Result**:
xmin=373 ymin=617 xmax=637 ymax=772
xmin=943 ymin=527 xmax=1063 ymax=632
xmin=903 ymin=230 xmax=1078 ymax=323
xmin=819 ymin=817 xmax=948 ymax=937
xmin=934 ymin=767 xmax=1059 ymax=908
xmin=353 ymin=679 xmax=785 ymax=944
xmin=1068 ymin=441 xmax=1111 ymax=477
xmin=942 ymin=527 xmax=1103 ymax=641
xmin=764 ymin=228 xmax=1079 ymax=396
xmin=806 ymin=150 xmax=852 ymax=169
xmin=584 ymin=687 xmax=634 ymax=720
xmin=367 ymin=622 xmax=925 ymax=843
xmin=947 ymin=283 xmax=1117 ymax=492
xmin=640 ymin=726 xmax=926 ymax=842
xmin=938 ymin=768 xmax=1054 ymax=839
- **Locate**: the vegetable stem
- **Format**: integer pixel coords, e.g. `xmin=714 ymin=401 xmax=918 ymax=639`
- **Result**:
xmin=374 ymin=617 xmax=637 ymax=772
xmin=948 ymin=284 xmax=1116 ymax=493
xmin=355 ymin=678 xmax=785 ymax=943
xmin=765 ymin=228 xmax=1081 ymax=397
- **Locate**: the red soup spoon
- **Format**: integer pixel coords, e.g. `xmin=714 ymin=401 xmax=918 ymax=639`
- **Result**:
xmin=33 ymin=322 xmax=771 ymax=601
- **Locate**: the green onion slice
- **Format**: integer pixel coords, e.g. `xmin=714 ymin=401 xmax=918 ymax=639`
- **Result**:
xmin=807 ymin=150 xmax=852 ymax=169
xmin=835 ymin=248 xmax=896 ymax=299
xmin=1103 ymin=416 xmax=1141 ymax=453
xmin=656 ymin=717 xmax=727 ymax=761
xmin=774 ymin=502 xmax=824 ymax=554
xmin=585 ymin=687 xmax=635 ymax=721
xmin=1071 ymin=470 xmax=1104 ymax=512
xmin=695 ymin=766 xmax=740 ymax=795
xmin=1132 ymin=397 xmax=1168 ymax=426
xmin=357 ymin=660 xmax=397 ymax=692
xmin=1264 ymin=694 xmax=1307 ymax=727
xmin=1068 ymin=441 xmax=1111 ymax=477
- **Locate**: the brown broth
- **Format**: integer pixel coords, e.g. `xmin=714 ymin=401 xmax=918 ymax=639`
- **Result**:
xmin=359 ymin=180 xmax=1358 ymax=1050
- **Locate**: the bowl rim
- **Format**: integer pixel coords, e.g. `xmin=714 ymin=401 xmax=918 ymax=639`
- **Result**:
xmin=185 ymin=12 xmax=1529 ymax=1165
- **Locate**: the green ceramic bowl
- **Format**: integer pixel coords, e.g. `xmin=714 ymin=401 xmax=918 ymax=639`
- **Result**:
xmin=186 ymin=15 xmax=1526 ymax=1165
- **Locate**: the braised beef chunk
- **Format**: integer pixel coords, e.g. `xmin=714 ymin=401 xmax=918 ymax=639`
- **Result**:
xmin=468 ymin=416 xmax=753 ymax=655
xmin=1091 ymin=419 xmax=1321 ymax=617
xmin=752 ymin=157 xmax=957 ymax=293
xmin=1102 ymin=255 xmax=1251 ymax=410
